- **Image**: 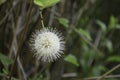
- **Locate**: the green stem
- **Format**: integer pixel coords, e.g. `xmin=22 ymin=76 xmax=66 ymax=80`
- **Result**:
xmin=40 ymin=9 xmax=45 ymax=28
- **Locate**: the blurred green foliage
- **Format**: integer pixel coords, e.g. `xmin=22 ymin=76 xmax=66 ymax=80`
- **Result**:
xmin=0 ymin=53 xmax=13 ymax=66
xmin=0 ymin=0 xmax=120 ymax=80
xmin=0 ymin=0 xmax=6 ymax=5
xmin=57 ymin=17 xmax=69 ymax=28
xmin=0 ymin=53 xmax=13 ymax=79
xmin=64 ymin=54 xmax=79 ymax=67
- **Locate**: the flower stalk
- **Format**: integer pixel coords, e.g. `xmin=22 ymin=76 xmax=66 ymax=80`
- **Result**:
xmin=40 ymin=9 xmax=45 ymax=29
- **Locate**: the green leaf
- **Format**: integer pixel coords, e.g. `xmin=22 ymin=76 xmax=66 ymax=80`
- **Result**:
xmin=115 ymin=24 xmax=120 ymax=29
xmin=2 ymin=68 xmax=8 ymax=75
xmin=34 ymin=0 xmax=60 ymax=9
xmin=58 ymin=17 xmax=69 ymax=28
xmin=96 ymin=20 xmax=107 ymax=32
xmin=104 ymin=39 xmax=113 ymax=53
xmin=107 ymin=56 xmax=120 ymax=62
xmin=0 ymin=53 xmax=13 ymax=66
xmin=0 ymin=0 xmax=6 ymax=5
xmin=76 ymin=28 xmax=92 ymax=41
xmin=109 ymin=15 xmax=117 ymax=30
xmin=64 ymin=54 xmax=79 ymax=67
xmin=92 ymin=65 xmax=106 ymax=76
xmin=106 ymin=41 xmax=113 ymax=53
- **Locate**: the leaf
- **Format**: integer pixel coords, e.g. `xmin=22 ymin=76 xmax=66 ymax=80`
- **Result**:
xmin=96 ymin=20 xmax=107 ymax=32
xmin=0 ymin=53 xmax=13 ymax=66
xmin=92 ymin=65 xmax=106 ymax=76
xmin=80 ymin=59 xmax=87 ymax=69
xmin=115 ymin=24 xmax=120 ymax=29
xmin=109 ymin=15 xmax=117 ymax=30
xmin=34 ymin=0 xmax=60 ymax=9
xmin=104 ymin=39 xmax=113 ymax=53
xmin=58 ymin=17 xmax=69 ymax=28
xmin=0 ymin=0 xmax=6 ymax=5
xmin=107 ymin=56 xmax=120 ymax=62
xmin=2 ymin=68 xmax=8 ymax=75
xmin=64 ymin=54 xmax=79 ymax=67
xmin=76 ymin=28 xmax=92 ymax=41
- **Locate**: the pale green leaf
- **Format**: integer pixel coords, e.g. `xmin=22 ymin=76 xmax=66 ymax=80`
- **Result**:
xmin=64 ymin=54 xmax=79 ymax=66
xmin=2 ymin=68 xmax=8 ymax=74
xmin=116 ymin=24 xmax=120 ymax=29
xmin=107 ymin=56 xmax=120 ymax=62
xmin=0 ymin=53 xmax=13 ymax=66
xmin=34 ymin=0 xmax=60 ymax=9
xmin=96 ymin=20 xmax=107 ymax=32
xmin=0 ymin=0 xmax=6 ymax=5
xmin=104 ymin=39 xmax=113 ymax=53
xmin=92 ymin=65 xmax=106 ymax=76
xmin=109 ymin=15 xmax=117 ymax=30
xmin=78 ymin=29 xmax=92 ymax=41
xmin=58 ymin=17 xmax=69 ymax=28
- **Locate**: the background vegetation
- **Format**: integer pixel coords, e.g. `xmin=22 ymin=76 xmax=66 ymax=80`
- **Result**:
xmin=0 ymin=0 xmax=120 ymax=80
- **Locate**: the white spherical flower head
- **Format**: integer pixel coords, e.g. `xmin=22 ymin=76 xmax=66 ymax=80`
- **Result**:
xmin=30 ymin=28 xmax=65 ymax=62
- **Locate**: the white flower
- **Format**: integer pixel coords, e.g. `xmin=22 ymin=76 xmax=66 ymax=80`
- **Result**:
xmin=30 ymin=28 xmax=65 ymax=62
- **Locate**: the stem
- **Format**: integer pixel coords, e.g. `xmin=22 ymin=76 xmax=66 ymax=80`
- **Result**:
xmin=40 ymin=9 xmax=45 ymax=28
xmin=96 ymin=64 xmax=120 ymax=80
xmin=8 ymin=0 xmax=33 ymax=80
xmin=82 ymin=74 xmax=120 ymax=80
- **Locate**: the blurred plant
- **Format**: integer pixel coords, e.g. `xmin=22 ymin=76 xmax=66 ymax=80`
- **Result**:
xmin=0 ymin=0 xmax=120 ymax=80
xmin=0 ymin=52 xmax=13 ymax=79
xmin=57 ymin=17 xmax=69 ymax=28
xmin=0 ymin=0 xmax=6 ymax=5
xmin=64 ymin=54 xmax=79 ymax=67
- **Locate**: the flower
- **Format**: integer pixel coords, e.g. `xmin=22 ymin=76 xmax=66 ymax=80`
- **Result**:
xmin=30 ymin=28 xmax=65 ymax=62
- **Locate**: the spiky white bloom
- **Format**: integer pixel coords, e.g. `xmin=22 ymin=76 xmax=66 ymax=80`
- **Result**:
xmin=30 ymin=28 xmax=65 ymax=62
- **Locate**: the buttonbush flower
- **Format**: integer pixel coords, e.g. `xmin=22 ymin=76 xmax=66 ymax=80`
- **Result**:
xmin=30 ymin=28 xmax=65 ymax=62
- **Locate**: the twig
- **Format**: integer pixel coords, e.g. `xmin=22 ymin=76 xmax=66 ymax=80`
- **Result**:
xmin=74 ymin=28 xmax=102 ymax=55
xmin=9 ymin=1 xmax=28 ymax=79
xmin=40 ymin=9 xmax=45 ymax=28
xmin=8 ymin=0 xmax=33 ymax=80
xmin=62 ymin=73 xmax=120 ymax=80
xmin=82 ymin=74 xmax=120 ymax=80
xmin=89 ymin=29 xmax=102 ymax=65
xmin=62 ymin=73 xmax=77 ymax=78
xmin=48 ymin=6 xmax=56 ymax=27
xmin=14 ymin=38 xmax=27 ymax=80
xmin=9 ymin=14 xmax=27 ymax=80
xmin=94 ymin=30 xmax=102 ymax=47
xmin=66 ymin=0 xmax=96 ymax=42
xmin=96 ymin=64 xmax=120 ymax=80
xmin=0 ymin=9 xmax=12 ymax=26
xmin=0 ymin=0 xmax=20 ymax=26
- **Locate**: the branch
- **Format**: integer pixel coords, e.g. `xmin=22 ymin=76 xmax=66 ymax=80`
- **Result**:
xmin=97 ymin=64 xmax=120 ymax=80
xmin=8 ymin=0 xmax=33 ymax=80
xmin=83 ymin=74 xmax=120 ymax=80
